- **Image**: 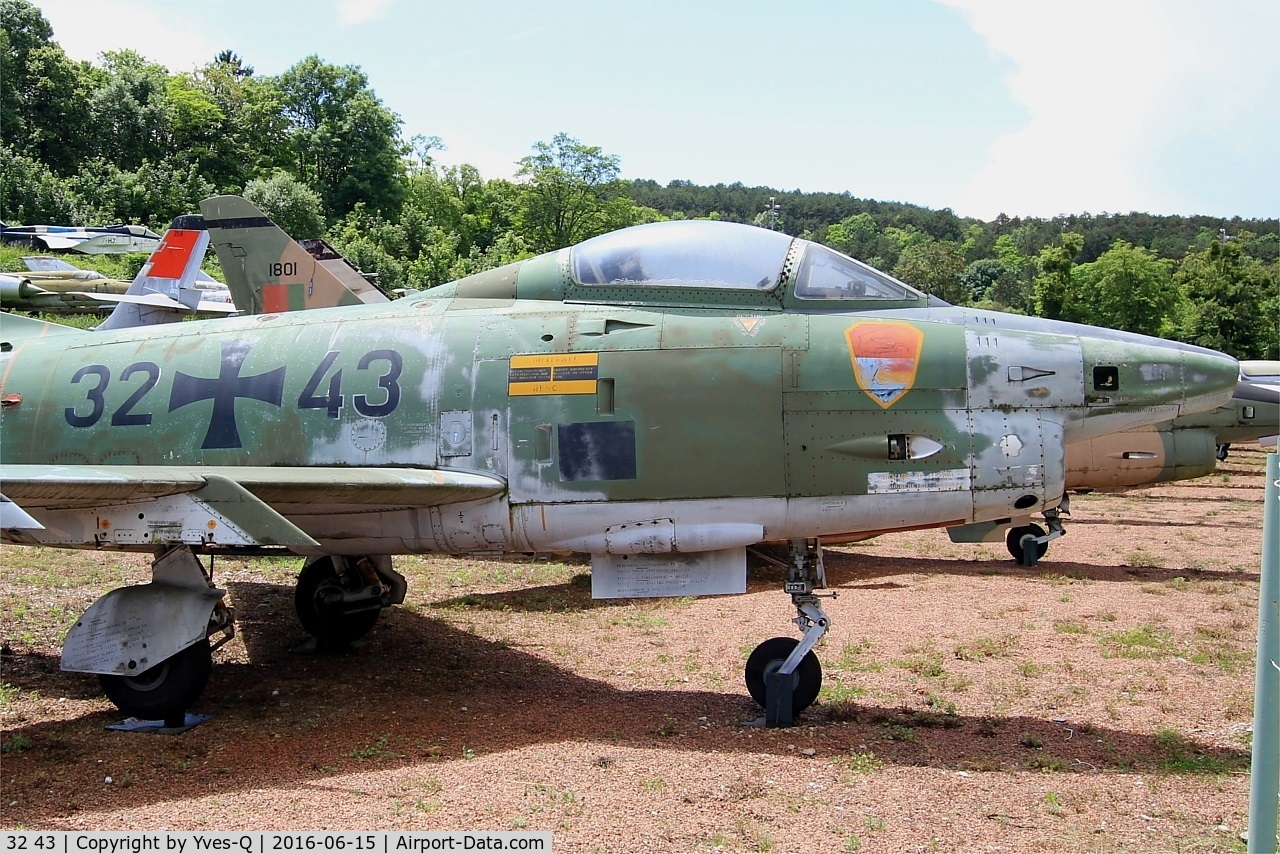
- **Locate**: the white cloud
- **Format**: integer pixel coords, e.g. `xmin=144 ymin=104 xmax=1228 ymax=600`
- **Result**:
xmin=36 ymin=0 xmax=217 ymax=72
xmin=939 ymin=0 xmax=1280 ymax=218
xmin=335 ymin=0 xmax=394 ymax=27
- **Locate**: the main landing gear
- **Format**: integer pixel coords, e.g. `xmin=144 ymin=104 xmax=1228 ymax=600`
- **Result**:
xmin=61 ymin=544 xmax=234 ymax=725
xmin=294 ymin=555 xmax=402 ymax=650
xmin=61 ymin=547 xmax=407 ymax=722
xmin=744 ymin=538 xmax=835 ymax=727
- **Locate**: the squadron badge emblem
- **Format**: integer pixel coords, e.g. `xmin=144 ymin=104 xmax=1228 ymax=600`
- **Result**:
xmin=845 ymin=321 xmax=924 ymax=409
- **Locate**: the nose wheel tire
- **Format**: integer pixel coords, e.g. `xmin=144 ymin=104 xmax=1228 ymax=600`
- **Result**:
xmin=744 ymin=636 xmax=823 ymax=715
xmin=1006 ymin=523 xmax=1049 ymax=566
xmin=295 ymin=557 xmax=381 ymax=646
xmin=99 ymin=641 xmax=212 ymax=722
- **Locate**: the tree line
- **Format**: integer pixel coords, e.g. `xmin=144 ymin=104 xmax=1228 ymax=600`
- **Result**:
xmin=2 ymin=0 xmax=1275 ymax=359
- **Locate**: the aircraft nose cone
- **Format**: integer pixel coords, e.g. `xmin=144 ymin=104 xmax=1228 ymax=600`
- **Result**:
xmin=1179 ymin=345 xmax=1242 ymax=416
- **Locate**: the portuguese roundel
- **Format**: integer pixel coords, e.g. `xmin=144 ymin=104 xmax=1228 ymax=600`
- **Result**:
xmin=845 ymin=321 xmax=924 ymax=409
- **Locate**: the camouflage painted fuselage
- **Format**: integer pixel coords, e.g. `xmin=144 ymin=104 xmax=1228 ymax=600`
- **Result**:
xmin=0 ymin=275 xmax=1237 ymax=557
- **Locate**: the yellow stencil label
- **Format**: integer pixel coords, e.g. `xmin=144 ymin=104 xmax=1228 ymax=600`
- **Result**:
xmin=508 ymin=353 xmax=600 ymax=396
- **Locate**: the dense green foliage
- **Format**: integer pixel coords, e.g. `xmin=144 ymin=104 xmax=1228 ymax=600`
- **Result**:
xmin=2 ymin=0 xmax=1275 ymax=358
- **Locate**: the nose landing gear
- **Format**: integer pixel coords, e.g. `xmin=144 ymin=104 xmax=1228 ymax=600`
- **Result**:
xmin=744 ymin=538 xmax=835 ymax=727
xmin=1006 ymin=498 xmax=1070 ymax=567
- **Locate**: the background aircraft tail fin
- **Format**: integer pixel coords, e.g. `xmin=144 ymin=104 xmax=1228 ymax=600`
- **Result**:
xmin=200 ymin=195 xmax=388 ymax=314
xmin=95 ymin=216 xmax=217 ymax=331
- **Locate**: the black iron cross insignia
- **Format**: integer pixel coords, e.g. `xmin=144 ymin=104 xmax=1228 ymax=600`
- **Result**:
xmin=169 ymin=339 xmax=286 ymax=449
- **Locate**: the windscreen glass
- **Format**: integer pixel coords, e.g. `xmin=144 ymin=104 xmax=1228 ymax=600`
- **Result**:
xmin=23 ymin=257 xmax=78 ymax=272
xmin=794 ymin=244 xmax=921 ymax=301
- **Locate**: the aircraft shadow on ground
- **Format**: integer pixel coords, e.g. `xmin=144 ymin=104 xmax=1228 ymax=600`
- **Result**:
xmin=1 ymin=579 xmax=1250 ymax=825
xmin=427 ymin=573 xmax=606 ymax=614
xmin=814 ymin=550 xmax=1257 ymax=586
xmin=293 ymin=544 xmax=1254 ymax=619
xmin=1066 ymin=514 xmax=1260 ymax=531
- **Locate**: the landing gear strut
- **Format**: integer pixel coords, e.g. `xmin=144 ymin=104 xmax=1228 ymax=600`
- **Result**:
xmin=744 ymin=538 xmax=835 ymax=727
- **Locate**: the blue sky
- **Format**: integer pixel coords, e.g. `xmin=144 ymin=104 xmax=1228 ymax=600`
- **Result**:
xmin=33 ymin=0 xmax=1280 ymax=221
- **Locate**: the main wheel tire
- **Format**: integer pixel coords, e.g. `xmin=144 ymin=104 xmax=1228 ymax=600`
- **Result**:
xmin=744 ymin=636 xmax=822 ymax=715
xmin=295 ymin=557 xmax=381 ymax=646
xmin=1006 ymin=523 xmax=1049 ymax=565
xmin=99 ymin=641 xmax=212 ymax=721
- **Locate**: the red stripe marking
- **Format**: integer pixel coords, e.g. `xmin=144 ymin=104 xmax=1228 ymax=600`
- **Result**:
xmin=263 ymin=284 xmax=291 ymax=314
xmin=147 ymin=229 xmax=201 ymax=279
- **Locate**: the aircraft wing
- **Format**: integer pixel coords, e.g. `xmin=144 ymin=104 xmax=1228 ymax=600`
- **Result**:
xmin=0 ymin=465 xmax=507 ymax=549
xmin=1 ymin=465 xmax=506 ymax=510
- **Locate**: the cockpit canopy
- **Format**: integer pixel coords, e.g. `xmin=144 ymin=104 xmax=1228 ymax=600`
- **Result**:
xmin=448 ymin=219 xmax=932 ymax=310
xmin=572 ymin=221 xmax=792 ymax=291
xmin=571 ymin=220 xmax=923 ymax=303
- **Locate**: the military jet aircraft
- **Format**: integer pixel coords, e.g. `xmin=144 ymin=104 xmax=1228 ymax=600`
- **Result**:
xmin=951 ymin=360 xmax=1280 ymax=563
xmin=1 ymin=230 xmax=235 ymax=323
xmin=0 ymin=254 xmax=232 ymax=316
xmin=89 ymin=217 xmax=237 ymax=330
xmin=1211 ymin=361 xmax=1280 ymax=457
xmin=0 ymin=257 xmax=132 ymax=312
xmin=0 ymin=222 xmax=162 ymax=255
xmin=0 ymin=218 xmax=1240 ymax=727
xmin=199 ymin=197 xmax=1277 ymax=568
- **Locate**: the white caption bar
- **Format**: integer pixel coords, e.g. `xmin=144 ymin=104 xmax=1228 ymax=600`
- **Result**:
xmin=0 ymin=834 xmax=552 ymax=854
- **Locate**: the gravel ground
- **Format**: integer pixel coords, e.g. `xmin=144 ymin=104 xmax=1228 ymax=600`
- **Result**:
xmin=0 ymin=446 xmax=1270 ymax=852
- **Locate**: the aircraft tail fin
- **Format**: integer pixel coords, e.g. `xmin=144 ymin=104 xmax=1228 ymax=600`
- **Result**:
xmin=95 ymin=216 xmax=219 ymax=331
xmin=200 ymin=195 xmax=388 ymax=314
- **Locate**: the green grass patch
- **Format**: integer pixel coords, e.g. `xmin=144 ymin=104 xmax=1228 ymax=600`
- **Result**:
xmin=835 ymin=638 xmax=884 ymax=672
xmin=1101 ymin=623 xmax=1175 ymax=659
xmin=834 ymin=751 xmax=882 ymax=773
xmin=820 ymin=681 xmax=868 ymax=722
xmin=1028 ymin=755 xmax=1071 ymax=773
xmin=895 ymin=650 xmax=945 ymax=678
xmin=348 ymin=734 xmax=396 ymax=761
